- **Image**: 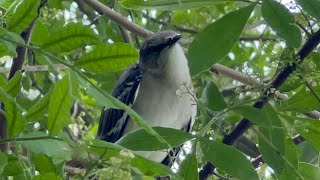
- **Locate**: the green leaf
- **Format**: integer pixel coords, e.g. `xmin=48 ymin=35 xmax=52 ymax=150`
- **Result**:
xmin=188 ymin=4 xmax=255 ymax=75
xmin=309 ymin=52 xmax=320 ymax=69
xmin=279 ymin=86 xmax=320 ymax=112
xmin=200 ymin=81 xmax=227 ymax=111
xmin=297 ymin=141 xmax=318 ymax=163
xmin=0 ymin=39 xmax=18 ymax=57
xmin=1 ymin=0 xmax=18 ymax=9
xmin=258 ymin=104 xmax=286 ymax=173
xmin=199 ymin=138 xmax=258 ymax=180
xmin=32 ymin=154 xmax=56 ymax=174
xmin=5 ymin=0 xmax=40 ymax=34
xmin=261 ymin=0 xmax=301 ymax=48
xmin=74 ymin=73 xmax=116 ymax=108
xmin=232 ymin=105 xmax=272 ymax=127
xmin=0 ymin=27 xmax=25 ymax=57
xmin=47 ymin=75 xmax=72 ymax=135
xmin=25 ymin=91 xmax=51 ymax=122
xmin=75 ymin=43 xmax=138 ymax=73
xmin=284 ymin=138 xmax=298 ymax=169
xmin=48 ymin=0 xmax=64 ymax=9
xmin=2 ymin=154 xmax=23 ymax=176
xmin=178 ymin=151 xmax=198 ymax=180
xmin=5 ymin=70 xmax=22 ymax=97
xmin=0 ymin=87 xmax=26 ymax=137
xmin=90 ymin=140 xmax=182 ymax=179
xmin=130 ymin=156 xmax=183 ymax=179
xmin=298 ymin=162 xmax=320 ymax=179
xmin=33 ymin=173 xmax=62 ymax=180
xmin=296 ymin=0 xmax=320 ymax=21
xmin=0 ymin=152 xmax=8 ymax=175
xmin=31 ymin=21 xmax=50 ymax=45
xmin=20 ymin=131 xmax=72 ymax=164
xmin=282 ymin=115 xmax=320 ymax=151
xmin=120 ymin=0 xmax=234 ymax=10
xmin=40 ymin=23 xmax=100 ymax=53
xmin=279 ymin=76 xmax=302 ymax=92
xmin=117 ymin=127 xmax=193 ymax=151
xmin=278 ymin=137 xmax=299 ymax=179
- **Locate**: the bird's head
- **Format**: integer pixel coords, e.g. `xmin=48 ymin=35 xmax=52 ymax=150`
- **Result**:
xmin=139 ymin=30 xmax=182 ymax=76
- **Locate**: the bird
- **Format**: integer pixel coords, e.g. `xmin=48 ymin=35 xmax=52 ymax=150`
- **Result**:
xmin=97 ymin=30 xmax=196 ymax=165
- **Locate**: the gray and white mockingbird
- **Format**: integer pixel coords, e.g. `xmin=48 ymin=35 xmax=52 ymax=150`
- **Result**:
xmin=97 ymin=30 xmax=196 ymax=165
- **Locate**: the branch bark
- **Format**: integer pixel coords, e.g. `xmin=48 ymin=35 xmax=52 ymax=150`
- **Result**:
xmin=83 ymin=0 xmax=153 ymax=38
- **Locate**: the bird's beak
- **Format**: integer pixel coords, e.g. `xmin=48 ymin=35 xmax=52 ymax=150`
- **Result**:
xmin=167 ymin=34 xmax=181 ymax=46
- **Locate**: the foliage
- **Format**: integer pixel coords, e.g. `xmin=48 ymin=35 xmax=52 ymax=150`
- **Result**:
xmin=0 ymin=0 xmax=320 ymax=179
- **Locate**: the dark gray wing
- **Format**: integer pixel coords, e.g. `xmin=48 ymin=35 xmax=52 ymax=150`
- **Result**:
xmin=97 ymin=64 xmax=142 ymax=142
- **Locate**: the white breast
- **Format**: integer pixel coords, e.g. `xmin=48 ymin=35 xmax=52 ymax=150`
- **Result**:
xmin=123 ymin=43 xmax=196 ymax=162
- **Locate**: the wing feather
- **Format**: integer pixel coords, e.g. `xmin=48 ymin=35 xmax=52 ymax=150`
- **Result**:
xmin=97 ymin=64 xmax=142 ymax=142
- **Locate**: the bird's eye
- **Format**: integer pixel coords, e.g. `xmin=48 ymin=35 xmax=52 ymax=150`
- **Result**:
xmin=149 ymin=46 xmax=158 ymax=54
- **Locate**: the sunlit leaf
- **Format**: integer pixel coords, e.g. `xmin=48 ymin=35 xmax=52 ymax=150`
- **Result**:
xmin=188 ymin=4 xmax=255 ymax=75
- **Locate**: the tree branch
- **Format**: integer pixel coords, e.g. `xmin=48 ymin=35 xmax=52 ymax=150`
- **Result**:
xmin=200 ymin=29 xmax=320 ymax=180
xmin=82 ymin=0 xmax=153 ymax=38
xmin=143 ymin=13 xmax=277 ymax=42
